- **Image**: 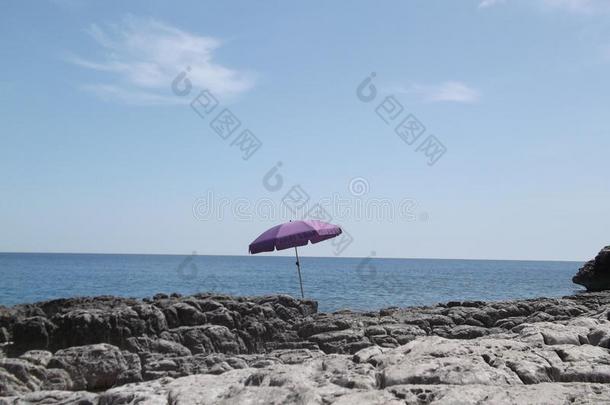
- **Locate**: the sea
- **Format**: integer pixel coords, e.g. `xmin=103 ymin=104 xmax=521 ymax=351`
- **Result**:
xmin=0 ymin=253 xmax=584 ymax=313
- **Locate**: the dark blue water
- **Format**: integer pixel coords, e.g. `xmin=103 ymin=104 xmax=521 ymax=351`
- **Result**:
xmin=0 ymin=253 xmax=583 ymax=312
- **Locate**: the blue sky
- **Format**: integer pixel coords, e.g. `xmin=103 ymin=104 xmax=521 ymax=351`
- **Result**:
xmin=1 ymin=0 xmax=609 ymax=261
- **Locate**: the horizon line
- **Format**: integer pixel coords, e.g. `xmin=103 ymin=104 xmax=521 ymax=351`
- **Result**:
xmin=0 ymin=250 xmax=584 ymax=264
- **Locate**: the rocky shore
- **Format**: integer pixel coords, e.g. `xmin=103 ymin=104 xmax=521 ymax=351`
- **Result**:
xmin=2 ymin=247 xmax=610 ymax=404
xmin=2 ymin=290 xmax=610 ymax=404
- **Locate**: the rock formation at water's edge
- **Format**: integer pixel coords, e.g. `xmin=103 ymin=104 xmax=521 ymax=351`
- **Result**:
xmin=3 ymin=289 xmax=610 ymax=403
xmin=573 ymin=246 xmax=610 ymax=291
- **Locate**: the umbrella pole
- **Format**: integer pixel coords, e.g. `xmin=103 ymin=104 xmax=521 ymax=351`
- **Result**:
xmin=294 ymin=247 xmax=304 ymax=299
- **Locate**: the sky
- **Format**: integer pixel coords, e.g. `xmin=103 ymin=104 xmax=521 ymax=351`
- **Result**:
xmin=1 ymin=0 xmax=609 ymax=261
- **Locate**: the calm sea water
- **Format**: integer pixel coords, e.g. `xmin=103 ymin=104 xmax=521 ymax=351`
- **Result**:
xmin=0 ymin=253 xmax=583 ymax=312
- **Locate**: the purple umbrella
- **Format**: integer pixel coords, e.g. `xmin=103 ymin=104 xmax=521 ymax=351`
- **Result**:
xmin=249 ymin=220 xmax=343 ymax=298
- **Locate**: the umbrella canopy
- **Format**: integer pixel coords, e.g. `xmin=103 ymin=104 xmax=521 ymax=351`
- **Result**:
xmin=248 ymin=220 xmax=343 ymax=299
xmin=249 ymin=220 xmax=342 ymax=254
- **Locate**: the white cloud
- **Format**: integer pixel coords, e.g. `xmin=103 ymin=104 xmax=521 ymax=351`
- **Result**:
xmin=478 ymin=0 xmax=506 ymax=9
xmin=69 ymin=16 xmax=254 ymax=105
xmin=411 ymin=81 xmax=481 ymax=104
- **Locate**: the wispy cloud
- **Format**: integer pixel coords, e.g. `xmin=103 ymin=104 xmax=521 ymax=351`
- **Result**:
xmin=405 ymin=81 xmax=481 ymax=104
xmin=68 ymin=16 xmax=254 ymax=105
xmin=478 ymin=0 xmax=506 ymax=9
